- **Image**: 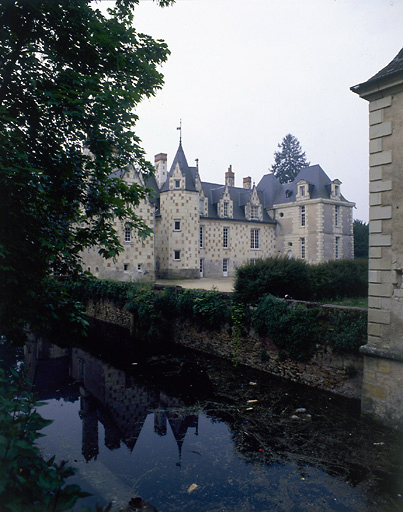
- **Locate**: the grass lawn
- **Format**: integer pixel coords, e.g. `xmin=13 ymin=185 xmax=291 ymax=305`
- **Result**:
xmin=321 ymin=296 xmax=368 ymax=308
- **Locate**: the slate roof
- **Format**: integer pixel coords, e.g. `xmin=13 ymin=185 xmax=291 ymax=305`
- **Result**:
xmin=160 ymin=142 xmax=198 ymax=192
xmin=257 ymin=165 xmax=349 ymax=206
xmin=201 ymin=181 xmax=274 ymax=223
xmin=351 ymin=47 xmax=403 ymax=94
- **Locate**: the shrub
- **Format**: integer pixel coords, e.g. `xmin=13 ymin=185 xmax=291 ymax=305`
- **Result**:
xmin=253 ymin=295 xmax=321 ymax=361
xmin=324 ymin=308 xmax=367 ymax=354
xmin=310 ymin=259 xmax=368 ymax=301
xmin=235 ymin=257 xmax=368 ymax=304
xmin=234 ymin=256 xmax=313 ymax=304
xmin=190 ymin=288 xmax=231 ymax=328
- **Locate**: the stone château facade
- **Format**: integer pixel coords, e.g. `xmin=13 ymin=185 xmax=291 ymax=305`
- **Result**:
xmin=82 ymin=142 xmax=354 ymax=281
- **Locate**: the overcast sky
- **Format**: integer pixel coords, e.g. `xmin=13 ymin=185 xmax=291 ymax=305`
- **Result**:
xmin=114 ymin=0 xmax=402 ymax=222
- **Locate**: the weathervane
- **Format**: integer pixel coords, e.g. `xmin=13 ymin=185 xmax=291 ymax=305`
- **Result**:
xmin=177 ymin=119 xmax=182 ymax=144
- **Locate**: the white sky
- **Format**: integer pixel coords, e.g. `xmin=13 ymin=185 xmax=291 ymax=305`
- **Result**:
xmin=105 ymin=0 xmax=403 ymax=222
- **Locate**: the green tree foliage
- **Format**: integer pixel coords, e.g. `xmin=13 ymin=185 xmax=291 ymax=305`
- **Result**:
xmin=0 ymin=368 xmax=112 ymax=512
xmin=234 ymin=256 xmax=313 ymax=303
xmin=271 ymin=133 xmax=310 ymax=183
xmin=353 ymin=219 xmax=369 ymax=259
xmin=0 ymin=0 xmax=174 ymax=341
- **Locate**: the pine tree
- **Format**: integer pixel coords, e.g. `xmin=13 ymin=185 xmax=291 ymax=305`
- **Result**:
xmin=271 ymin=134 xmax=310 ymax=183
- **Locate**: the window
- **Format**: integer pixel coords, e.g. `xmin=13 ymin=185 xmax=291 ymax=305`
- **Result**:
xmin=251 ymin=205 xmax=259 ymax=219
xmin=223 ymin=227 xmax=229 ymax=248
xmin=174 ymin=219 xmax=181 ymax=231
xmin=251 ymin=229 xmax=259 ymax=249
xmin=223 ymin=258 xmax=228 ymax=276
xmin=335 ymin=237 xmax=340 ymax=259
xmin=300 ymin=237 xmax=306 ymax=259
xmin=199 ymin=258 xmax=204 ymax=276
xmin=123 ymin=263 xmax=129 ymax=271
xmin=174 ymin=250 xmax=181 ymax=261
xmin=124 ymin=224 xmax=132 ymax=242
xmin=199 ymin=198 xmax=204 ymax=215
xmin=335 ymin=185 xmax=339 ymax=196
xmin=300 ymin=205 xmax=306 ymax=227
xmin=199 ymin=226 xmax=204 ymax=248
xmin=174 ymin=179 xmax=181 ymax=189
xmin=335 ymin=206 xmax=340 ymax=227
xmin=137 ymin=264 xmax=143 ymax=272
xmin=223 ymin=201 xmax=229 ymax=217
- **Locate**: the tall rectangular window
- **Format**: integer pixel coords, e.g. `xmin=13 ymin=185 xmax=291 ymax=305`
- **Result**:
xmin=124 ymin=225 xmax=131 ymax=242
xmin=335 ymin=237 xmax=340 ymax=259
xmin=223 ymin=258 xmax=228 ymax=276
xmin=174 ymin=250 xmax=181 ymax=261
xmin=223 ymin=227 xmax=229 ymax=248
xmin=335 ymin=205 xmax=340 ymax=227
xmin=251 ymin=205 xmax=259 ymax=219
xmin=300 ymin=185 xmax=305 ymax=197
xmin=300 ymin=206 xmax=306 ymax=227
xmin=174 ymin=219 xmax=181 ymax=231
xmin=300 ymin=237 xmax=306 ymax=259
xmin=223 ymin=201 xmax=229 ymax=217
xmin=199 ymin=226 xmax=204 ymax=248
xmin=251 ymin=229 xmax=259 ymax=249
xmin=199 ymin=198 xmax=204 ymax=215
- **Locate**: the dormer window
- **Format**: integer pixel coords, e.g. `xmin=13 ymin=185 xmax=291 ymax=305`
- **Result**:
xmin=223 ymin=201 xmax=229 ymax=217
xmin=174 ymin=179 xmax=181 ymax=189
xmin=331 ymin=180 xmax=341 ymax=199
xmin=199 ymin=197 xmax=204 ymax=215
xmin=297 ymin=180 xmax=310 ymax=200
xmin=251 ymin=205 xmax=259 ymax=220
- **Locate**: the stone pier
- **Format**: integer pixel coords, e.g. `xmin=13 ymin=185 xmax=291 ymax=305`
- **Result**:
xmin=352 ymin=48 xmax=403 ymax=429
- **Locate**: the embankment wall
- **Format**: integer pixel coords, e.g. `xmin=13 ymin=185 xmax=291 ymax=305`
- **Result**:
xmin=85 ymin=298 xmax=364 ymax=400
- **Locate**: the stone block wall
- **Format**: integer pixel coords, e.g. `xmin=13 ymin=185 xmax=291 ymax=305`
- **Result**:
xmin=199 ymin=220 xmax=276 ymax=278
xmin=352 ymin=49 xmax=403 ymax=430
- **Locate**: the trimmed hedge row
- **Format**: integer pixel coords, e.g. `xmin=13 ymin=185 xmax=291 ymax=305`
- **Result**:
xmin=234 ymin=257 xmax=368 ymax=304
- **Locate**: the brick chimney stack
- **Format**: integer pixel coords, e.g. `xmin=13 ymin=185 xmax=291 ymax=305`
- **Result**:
xmin=225 ymin=165 xmax=234 ymax=187
xmin=243 ymin=176 xmax=252 ymax=189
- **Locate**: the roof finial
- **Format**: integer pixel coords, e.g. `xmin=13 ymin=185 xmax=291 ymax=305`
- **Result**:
xmin=176 ymin=119 xmax=182 ymax=145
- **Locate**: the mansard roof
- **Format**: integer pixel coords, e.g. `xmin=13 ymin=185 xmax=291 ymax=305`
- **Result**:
xmin=257 ymin=164 xmax=349 ymax=206
xmin=160 ymin=142 xmax=198 ymax=192
xmin=202 ymin=181 xmax=274 ymax=223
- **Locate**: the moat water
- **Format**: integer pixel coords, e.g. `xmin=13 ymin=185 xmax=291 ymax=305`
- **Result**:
xmin=2 ymin=332 xmax=403 ymax=511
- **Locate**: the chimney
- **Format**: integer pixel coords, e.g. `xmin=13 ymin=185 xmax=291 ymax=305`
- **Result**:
xmin=243 ymin=176 xmax=252 ymax=189
xmin=154 ymin=153 xmax=167 ymax=188
xmin=225 ymin=165 xmax=234 ymax=187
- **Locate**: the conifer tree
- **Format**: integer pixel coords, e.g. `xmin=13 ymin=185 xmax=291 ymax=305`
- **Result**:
xmin=271 ymin=134 xmax=310 ymax=183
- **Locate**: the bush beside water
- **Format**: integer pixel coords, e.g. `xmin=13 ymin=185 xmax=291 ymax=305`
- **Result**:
xmin=67 ymin=272 xmax=367 ymax=362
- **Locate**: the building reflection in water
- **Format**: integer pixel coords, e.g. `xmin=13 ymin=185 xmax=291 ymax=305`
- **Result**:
xmin=25 ymin=340 xmax=199 ymax=465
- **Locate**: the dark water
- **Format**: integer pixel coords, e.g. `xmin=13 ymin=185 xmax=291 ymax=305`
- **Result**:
xmin=3 ymin=333 xmax=403 ymax=512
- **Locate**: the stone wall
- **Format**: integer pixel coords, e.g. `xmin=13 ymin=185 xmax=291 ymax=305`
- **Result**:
xmin=352 ymin=49 xmax=403 ymax=430
xmin=84 ymin=298 xmax=364 ymax=400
